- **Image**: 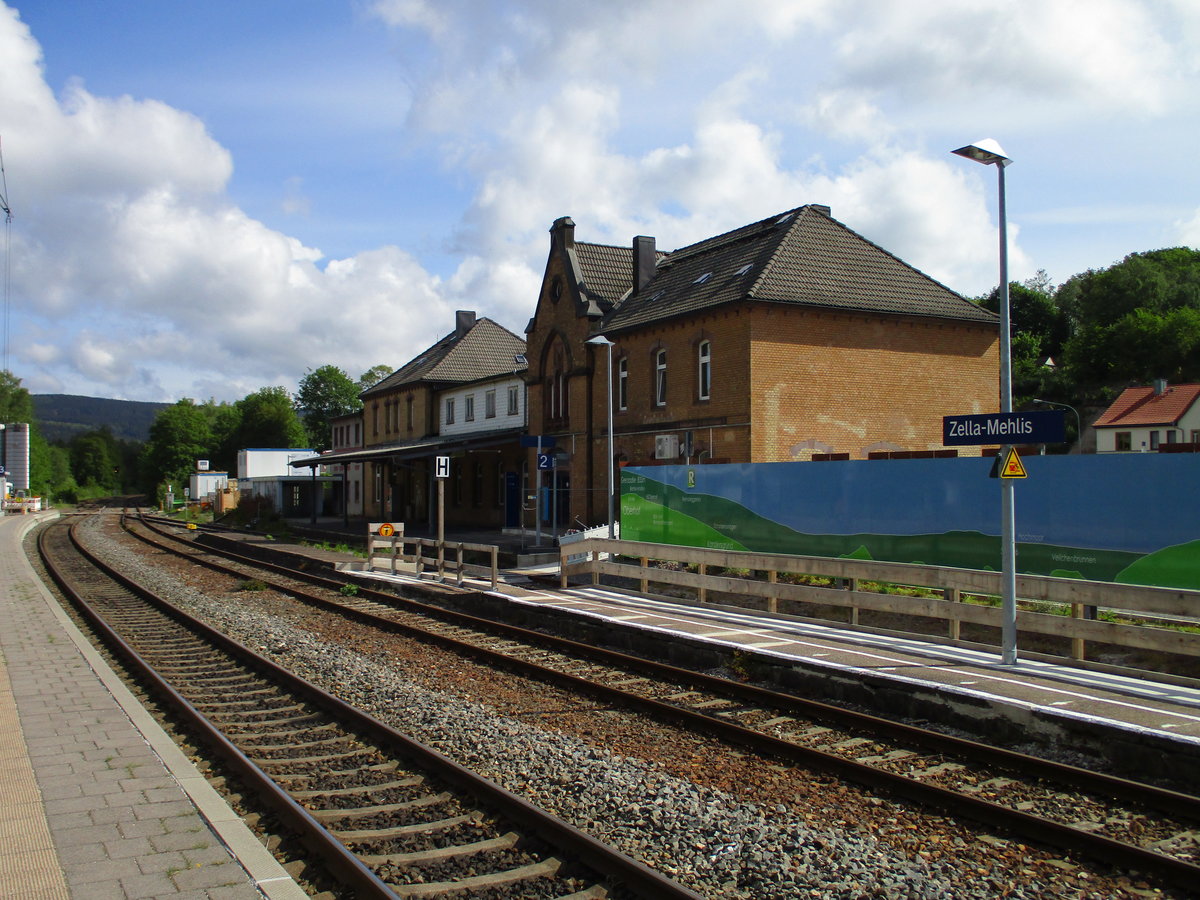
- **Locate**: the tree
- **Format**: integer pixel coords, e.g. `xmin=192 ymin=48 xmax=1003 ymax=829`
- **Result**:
xmin=358 ymin=364 xmax=393 ymax=391
xmin=979 ymin=280 xmax=1070 ymax=404
xmin=0 ymin=370 xmax=63 ymax=499
xmin=70 ymin=429 xmax=120 ymax=490
xmin=1061 ymin=247 xmax=1200 ymax=395
xmin=0 ymin=369 xmax=34 ymax=422
xmin=230 ymin=386 xmax=308 ymax=451
xmin=296 ymin=365 xmax=361 ymax=451
xmin=141 ymin=400 xmax=214 ymax=495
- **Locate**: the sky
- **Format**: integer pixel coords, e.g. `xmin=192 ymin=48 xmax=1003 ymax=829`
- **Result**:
xmin=1 ymin=0 xmax=1198 ymax=404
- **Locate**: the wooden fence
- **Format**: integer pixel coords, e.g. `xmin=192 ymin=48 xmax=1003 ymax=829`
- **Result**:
xmin=560 ymin=538 xmax=1200 ymax=663
xmin=369 ymin=527 xmax=499 ymax=590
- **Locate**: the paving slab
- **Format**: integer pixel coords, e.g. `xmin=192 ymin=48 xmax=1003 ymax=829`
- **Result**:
xmin=0 ymin=513 xmax=306 ymax=899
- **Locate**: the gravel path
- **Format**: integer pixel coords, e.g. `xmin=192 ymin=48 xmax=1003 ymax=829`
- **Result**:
xmin=70 ymin=518 xmax=1175 ymax=899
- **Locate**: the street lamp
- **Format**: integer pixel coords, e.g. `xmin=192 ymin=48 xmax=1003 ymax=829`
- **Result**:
xmin=1032 ymin=399 xmax=1081 ymax=452
xmin=586 ymin=335 xmax=616 ymax=539
xmin=953 ymin=138 xmax=1019 ymax=665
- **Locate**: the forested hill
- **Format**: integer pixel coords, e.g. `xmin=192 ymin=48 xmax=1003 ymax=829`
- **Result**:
xmin=32 ymin=394 xmax=169 ymax=443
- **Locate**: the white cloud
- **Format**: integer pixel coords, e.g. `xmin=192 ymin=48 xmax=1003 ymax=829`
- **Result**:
xmin=1176 ymin=209 xmax=1200 ymax=249
xmin=5 ymin=0 xmax=1193 ymax=402
xmin=0 ymin=4 xmax=461 ymax=400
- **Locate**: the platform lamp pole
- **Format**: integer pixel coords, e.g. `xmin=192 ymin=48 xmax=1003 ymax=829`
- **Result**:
xmin=586 ymin=335 xmax=616 ymax=539
xmin=953 ymin=138 xmax=1018 ymax=665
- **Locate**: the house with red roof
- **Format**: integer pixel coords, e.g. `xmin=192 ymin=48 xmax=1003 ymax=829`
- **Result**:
xmin=1092 ymin=381 xmax=1200 ymax=452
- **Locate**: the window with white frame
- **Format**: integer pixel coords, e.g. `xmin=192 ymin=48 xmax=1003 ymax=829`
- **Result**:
xmin=654 ymin=349 xmax=667 ymax=406
xmin=485 ymin=389 xmax=496 ymax=418
xmin=507 ymin=385 xmax=519 ymax=416
xmin=445 ymin=398 xmax=455 ymax=425
xmin=618 ymin=357 xmax=628 ymax=410
xmin=697 ymin=340 xmax=711 ymax=400
xmin=465 ymin=395 xmax=475 ymax=422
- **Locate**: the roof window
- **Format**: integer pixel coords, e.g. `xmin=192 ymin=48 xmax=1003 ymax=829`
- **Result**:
xmin=693 ymin=272 xmax=712 ymax=284
xmin=775 ymin=212 xmax=795 ymax=226
xmin=648 ymin=290 xmax=665 ymax=302
xmin=735 ymin=264 xmax=753 ymax=276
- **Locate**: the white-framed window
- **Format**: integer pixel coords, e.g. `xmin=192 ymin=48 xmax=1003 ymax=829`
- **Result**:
xmin=697 ymin=340 xmax=711 ymax=400
xmin=654 ymin=349 xmax=667 ymax=407
xmin=618 ymin=358 xmax=628 ymax=410
xmin=485 ymin=389 xmax=496 ymax=418
xmin=445 ymin=398 xmax=456 ymax=425
xmin=1150 ymin=430 xmax=1160 ymax=450
xmin=507 ymin=385 xmax=519 ymax=416
xmin=465 ymin=395 xmax=475 ymax=422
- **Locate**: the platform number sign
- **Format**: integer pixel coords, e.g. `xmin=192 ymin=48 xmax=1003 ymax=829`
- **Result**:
xmin=435 ymin=456 xmax=451 ymax=479
xmin=537 ymin=453 xmax=554 ymax=470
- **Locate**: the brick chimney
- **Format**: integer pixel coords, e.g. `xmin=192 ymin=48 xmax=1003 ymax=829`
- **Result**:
xmin=455 ymin=310 xmax=476 ymax=339
xmin=633 ymin=235 xmax=656 ymax=292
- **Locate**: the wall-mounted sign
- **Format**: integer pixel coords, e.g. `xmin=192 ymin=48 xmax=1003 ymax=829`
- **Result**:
xmin=943 ymin=410 xmax=1064 ymax=446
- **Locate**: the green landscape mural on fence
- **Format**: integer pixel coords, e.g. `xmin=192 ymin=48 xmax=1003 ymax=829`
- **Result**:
xmin=620 ymin=457 xmax=1200 ymax=590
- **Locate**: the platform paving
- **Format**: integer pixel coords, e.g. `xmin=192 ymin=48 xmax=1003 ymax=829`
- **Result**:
xmin=0 ymin=512 xmax=305 ymax=900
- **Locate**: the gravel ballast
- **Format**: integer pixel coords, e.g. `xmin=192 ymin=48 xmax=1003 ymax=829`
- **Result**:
xmin=68 ymin=517 xmax=1176 ymax=899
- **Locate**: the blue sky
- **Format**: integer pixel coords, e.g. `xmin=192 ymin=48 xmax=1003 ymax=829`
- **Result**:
xmin=2 ymin=0 xmax=1198 ymax=402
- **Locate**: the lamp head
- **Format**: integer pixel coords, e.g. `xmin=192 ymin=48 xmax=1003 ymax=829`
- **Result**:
xmin=952 ymin=139 xmax=1012 ymax=168
xmin=586 ymin=335 xmax=614 ymax=347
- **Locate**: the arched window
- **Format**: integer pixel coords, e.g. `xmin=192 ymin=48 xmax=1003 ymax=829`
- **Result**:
xmin=654 ymin=349 xmax=667 ymax=407
xmin=697 ymin=340 xmax=711 ymax=400
xmin=544 ymin=343 xmax=569 ymax=426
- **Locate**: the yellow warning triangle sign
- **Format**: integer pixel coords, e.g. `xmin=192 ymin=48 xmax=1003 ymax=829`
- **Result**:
xmin=999 ymin=447 xmax=1027 ymax=479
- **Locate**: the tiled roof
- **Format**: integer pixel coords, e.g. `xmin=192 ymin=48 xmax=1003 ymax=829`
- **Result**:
xmin=575 ymin=242 xmax=633 ymax=308
xmin=602 ymin=205 xmax=996 ymax=332
xmin=1093 ymin=384 xmax=1200 ymax=427
xmin=363 ymin=318 xmax=526 ymax=396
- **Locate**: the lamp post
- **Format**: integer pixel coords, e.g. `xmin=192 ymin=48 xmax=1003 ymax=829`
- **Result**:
xmin=1032 ymin=399 xmax=1081 ymax=452
xmin=953 ymin=138 xmax=1018 ymax=665
xmin=586 ymin=335 xmax=616 ymax=539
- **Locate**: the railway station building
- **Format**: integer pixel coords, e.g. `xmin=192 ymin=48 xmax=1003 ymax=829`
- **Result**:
xmin=524 ymin=205 xmax=1001 ymax=530
xmin=296 ymin=311 xmax=529 ymax=531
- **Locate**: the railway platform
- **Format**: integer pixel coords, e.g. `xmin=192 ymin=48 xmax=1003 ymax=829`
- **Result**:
xmin=0 ymin=512 xmax=305 ymax=900
xmin=212 ymin=519 xmax=1200 ymax=790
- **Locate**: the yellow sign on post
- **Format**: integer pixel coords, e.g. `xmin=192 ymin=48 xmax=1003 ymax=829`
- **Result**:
xmin=377 ymin=523 xmax=395 ymax=538
xmin=999 ymin=448 xmax=1027 ymax=479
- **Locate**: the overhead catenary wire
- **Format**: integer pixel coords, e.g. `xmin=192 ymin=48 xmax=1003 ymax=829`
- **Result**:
xmin=0 ymin=135 xmax=11 ymax=375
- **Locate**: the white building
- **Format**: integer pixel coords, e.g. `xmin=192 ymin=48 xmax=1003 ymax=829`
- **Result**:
xmin=1093 ymin=382 xmax=1200 ymax=453
xmin=238 ymin=448 xmax=316 ymax=479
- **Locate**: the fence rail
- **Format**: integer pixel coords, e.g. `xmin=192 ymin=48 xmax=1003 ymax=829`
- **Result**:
xmin=368 ymin=527 xmax=498 ymax=589
xmin=560 ymin=538 xmax=1200 ymax=663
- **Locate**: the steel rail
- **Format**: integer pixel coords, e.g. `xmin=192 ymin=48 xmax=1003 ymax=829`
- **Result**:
xmin=128 ymin=513 xmax=1200 ymax=890
xmin=140 ymin=515 xmax=1200 ymax=815
xmin=48 ymin=516 xmax=702 ymax=900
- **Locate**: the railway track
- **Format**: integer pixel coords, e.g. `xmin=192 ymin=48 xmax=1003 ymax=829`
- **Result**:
xmin=121 ymin=511 xmax=1200 ymax=892
xmin=39 ymin=514 xmax=700 ymax=900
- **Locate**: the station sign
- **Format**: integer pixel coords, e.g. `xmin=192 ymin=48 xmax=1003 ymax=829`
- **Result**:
xmin=435 ymin=456 xmax=450 ymax=478
xmin=942 ymin=410 xmax=1065 ymax=446
xmin=537 ymin=453 xmax=555 ymax=470
xmin=520 ymin=435 xmax=557 ymax=448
